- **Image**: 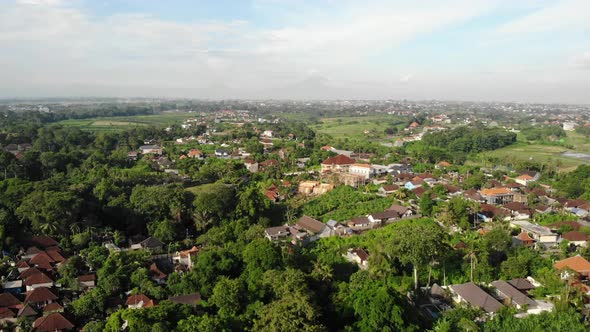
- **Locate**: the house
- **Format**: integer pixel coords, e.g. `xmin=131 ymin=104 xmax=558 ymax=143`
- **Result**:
xmin=30 ymin=236 xmax=59 ymax=249
xmin=133 ymin=237 xmax=163 ymax=252
xmin=349 ymin=164 xmax=374 ymax=180
xmin=214 ymin=149 xmax=230 ymax=158
xmin=508 ymin=278 xmax=536 ymax=293
xmin=387 ymin=204 xmax=412 ymax=218
xmin=378 ymin=184 xmax=399 ymax=196
xmin=0 ymin=292 xmax=22 ymax=309
xmin=491 ymin=280 xmax=536 ymax=309
xmin=561 ymin=231 xmax=588 ymax=246
xmin=369 ymin=210 xmax=400 ymax=224
xmin=150 ymin=263 xmax=168 ymax=284
xmin=156 ymin=156 xmax=173 ymax=169
xmin=436 ymin=161 xmax=452 ymax=169
xmin=126 ymin=294 xmax=155 ymax=309
xmin=554 ymin=255 xmax=590 ymax=279
xmin=264 ymin=225 xmax=291 ymax=242
xmin=127 ymin=151 xmax=139 ymax=160
xmin=77 ymin=274 xmax=96 ymax=289
xmin=16 ymin=261 xmax=30 ymax=273
xmin=24 ymin=287 xmax=57 ymax=307
xmin=480 ymin=188 xmax=514 ymax=205
xmin=294 ymin=216 xmax=331 ymax=242
xmin=17 ymin=304 xmax=38 ymax=318
xmin=513 ymin=231 xmax=535 ymax=247
xmin=264 ymin=184 xmax=281 ymax=202
xmin=321 ymin=154 xmax=356 ymax=173
xmin=139 ymin=145 xmax=163 ymax=155
xmin=43 ymin=302 xmax=64 ymax=314
xmin=24 ymin=271 xmax=54 ymax=291
xmin=243 ymin=159 xmax=258 ymax=173
xmin=313 ymin=183 xmax=335 ymax=195
xmin=347 ymin=217 xmax=372 ymax=230
xmin=510 ymin=220 xmax=557 ymax=246
xmin=168 ymin=293 xmax=202 ymax=306
xmin=0 ymin=307 xmax=16 ymax=324
xmin=515 ymin=174 xmax=535 ymax=186
xmin=187 ymin=149 xmax=203 ymax=159
xmin=298 ymin=181 xmax=319 ymax=195
xmin=262 ymin=130 xmax=274 ymax=138
xmin=259 ymin=159 xmax=279 ymax=170
xmin=344 ymin=248 xmax=370 ymax=269
xmin=32 ymin=313 xmax=74 ymax=332
xmin=449 ymin=282 xmax=503 ymax=313
xmin=2 ymin=280 xmax=23 ymax=294
xmin=172 ymin=246 xmax=199 ymax=269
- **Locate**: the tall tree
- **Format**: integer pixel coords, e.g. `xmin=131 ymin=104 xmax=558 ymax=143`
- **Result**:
xmin=388 ymin=221 xmax=448 ymax=289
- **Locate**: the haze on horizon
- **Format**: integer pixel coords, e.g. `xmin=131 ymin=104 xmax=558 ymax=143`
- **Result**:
xmin=1 ymin=0 xmax=589 ymax=104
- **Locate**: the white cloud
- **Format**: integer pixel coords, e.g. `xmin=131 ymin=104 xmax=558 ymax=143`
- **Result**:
xmin=571 ymin=52 xmax=590 ymax=69
xmin=495 ymin=0 xmax=589 ymax=35
xmin=0 ymin=0 xmax=588 ymax=103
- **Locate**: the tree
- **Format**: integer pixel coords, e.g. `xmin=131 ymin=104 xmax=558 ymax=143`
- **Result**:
xmin=16 ymin=190 xmax=82 ymax=236
xmin=209 ymin=277 xmax=244 ymax=319
xmin=419 ymin=192 xmax=435 ymax=216
xmin=177 ymin=314 xmax=224 ymax=332
xmin=388 ymin=221 xmax=448 ymax=289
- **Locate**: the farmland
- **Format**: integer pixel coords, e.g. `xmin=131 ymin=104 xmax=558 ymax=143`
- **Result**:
xmin=57 ymin=111 xmax=196 ymax=131
xmin=311 ymin=115 xmax=407 ymax=140
xmin=475 ymin=131 xmax=590 ymax=172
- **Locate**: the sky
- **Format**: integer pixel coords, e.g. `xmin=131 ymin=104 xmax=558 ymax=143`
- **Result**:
xmin=0 ymin=0 xmax=588 ymax=103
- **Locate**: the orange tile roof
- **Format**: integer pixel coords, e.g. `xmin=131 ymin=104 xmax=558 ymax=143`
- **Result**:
xmin=554 ymin=255 xmax=590 ymax=274
xmin=516 ymin=231 xmax=534 ymax=242
xmin=480 ymin=188 xmax=512 ymax=196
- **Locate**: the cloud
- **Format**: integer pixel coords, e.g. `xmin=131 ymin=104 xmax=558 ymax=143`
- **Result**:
xmin=495 ymin=0 xmax=589 ymax=35
xmin=0 ymin=0 xmax=589 ymax=103
xmin=571 ymin=53 xmax=590 ymax=69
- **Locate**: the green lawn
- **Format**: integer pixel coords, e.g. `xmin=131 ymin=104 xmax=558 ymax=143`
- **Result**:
xmin=58 ymin=112 xmax=196 ymax=131
xmin=475 ymin=131 xmax=590 ymax=172
xmin=312 ymin=115 xmax=406 ymax=140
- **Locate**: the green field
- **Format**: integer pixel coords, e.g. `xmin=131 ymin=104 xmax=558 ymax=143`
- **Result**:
xmin=58 ymin=112 xmax=196 ymax=131
xmin=475 ymin=131 xmax=590 ymax=172
xmin=312 ymin=115 xmax=406 ymax=139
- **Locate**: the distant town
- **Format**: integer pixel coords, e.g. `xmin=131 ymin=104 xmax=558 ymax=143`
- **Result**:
xmin=0 ymin=98 xmax=589 ymax=331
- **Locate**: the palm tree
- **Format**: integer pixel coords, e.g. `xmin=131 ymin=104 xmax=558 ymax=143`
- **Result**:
xmin=393 ymin=188 xmax=409 ymax=200
xmin=311 ymin=261 xmax=334 ymax=282
xmin=465 ymin=250 xmax=478 ymax=282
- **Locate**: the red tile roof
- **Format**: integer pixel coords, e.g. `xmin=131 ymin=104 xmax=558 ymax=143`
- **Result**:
xmin=0 ymin=292 xmax=22 ymax=308
xmin=554 ymin=255 xmax=590 ymax=274
xmin=24 ymin=287 xmax=57 ymax=303
xmin=29 ymin=252 xmax=55 ymax=266
xmin=0 ymin=307 xmax=15 ymax=319
xmin=562 ymin=231 xmax=588 ymax=242
xmin=125 ymin=294 xmax=155 ymax=308
xmin=30 ymin=236 xmax=59 ymax=249
xmin=43 ymin=302 xmax=64 ymax=313
xmin=321 ymin=154 xmax=355 ymax=166
xmin=33 ymin=313 xmax=74 ymax=332
xmin=24 ymin=272 xmax=53 ymax=286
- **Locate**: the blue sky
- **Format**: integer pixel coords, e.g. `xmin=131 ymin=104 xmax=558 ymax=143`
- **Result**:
xmin=0 ymin=0 xmax=588 ymax=103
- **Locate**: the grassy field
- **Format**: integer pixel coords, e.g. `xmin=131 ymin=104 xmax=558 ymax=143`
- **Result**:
xmin=58 ymin=112 xmax=196 ymax=131
xmin=475 ymin=132 xmax=590 ymax=172
xmin=312 ymin=115 xmax=406 ymax=140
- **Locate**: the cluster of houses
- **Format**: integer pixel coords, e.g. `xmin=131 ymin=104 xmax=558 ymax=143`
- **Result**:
xmin=264 ymin=203 xmax=414 ymax=248
xmin=438 ymin=254 xmax=590 ymax=317
xmin=0 ymin=235 xmax=204 ymax=330
xmin=0 ymin=236 xmax=82 ymax=330
xmin=444 ymin=278 xmax=553 ymax=317
xmin=2 ymin=143 xmax=32 ymax=159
